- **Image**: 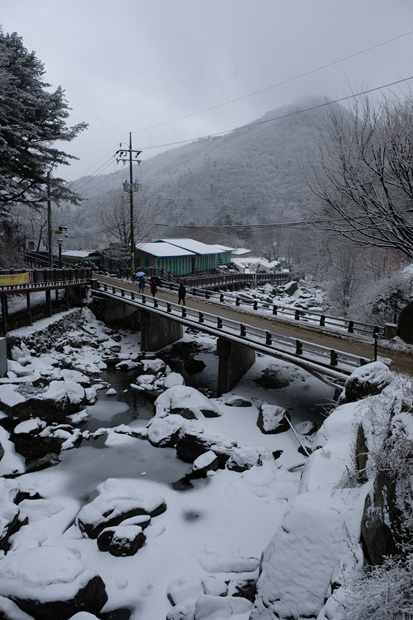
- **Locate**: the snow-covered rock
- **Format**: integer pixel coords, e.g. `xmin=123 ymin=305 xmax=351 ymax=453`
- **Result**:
xmin=76 ymin=478 xmax=166 ymax=539
xmin=339 ymin=361 xmax=394 ymax=404
xmin=147 ymin=414 xmax=185 ymax=447
xmin=257 ymin=404 xmax=289 ymax=434
xmin=155 ymin=385 xmax=221 ymax=418
xmin=0 ymin=546 xmax=108 ymax=619
xmin=97 ymin=523 xmax=146 ymax=556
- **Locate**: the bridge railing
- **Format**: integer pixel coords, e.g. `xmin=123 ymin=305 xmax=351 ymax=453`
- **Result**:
xmin=0 ymin=267 xmax=93 ymax=291
xmin=159 ymin=278 xmax=384 ymax=339
xmin=93 ymin=280 xmax=371 ymax=378
xmin=147 ymin=268 xmax=291 ymax=289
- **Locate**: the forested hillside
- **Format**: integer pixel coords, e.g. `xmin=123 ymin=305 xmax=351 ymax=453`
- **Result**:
xmin=63 ymin=98 xmax=331 ymax=248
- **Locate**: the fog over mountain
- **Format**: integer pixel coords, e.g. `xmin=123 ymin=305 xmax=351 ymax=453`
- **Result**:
xmin=63 ymin=98 xmax=335 ymax=249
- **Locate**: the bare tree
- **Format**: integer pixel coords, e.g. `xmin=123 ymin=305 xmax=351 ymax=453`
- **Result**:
xmin=309 ymin=92 xmax=413 ymax=260
xmin=100 ymin=189 xmax=151 ymax=248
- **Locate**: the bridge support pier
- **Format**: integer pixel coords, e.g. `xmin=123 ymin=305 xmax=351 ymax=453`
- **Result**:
xmin=91 ymin=292 xmax=140 ymax=328
xmin=140 ymin=311 xmax=183 ymax=352
xmin=216 ymin=337 xmax=255 ymax=395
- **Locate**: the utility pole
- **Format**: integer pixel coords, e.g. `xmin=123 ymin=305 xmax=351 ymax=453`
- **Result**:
xmin=115 ymin=134 xmax=141 ymax=279
xmin=47 ymin=170 xmax=53 ymax=268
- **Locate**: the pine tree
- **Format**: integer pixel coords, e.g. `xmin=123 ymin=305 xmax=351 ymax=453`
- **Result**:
xmin=0 ymin=29 xmax=87 ymax=213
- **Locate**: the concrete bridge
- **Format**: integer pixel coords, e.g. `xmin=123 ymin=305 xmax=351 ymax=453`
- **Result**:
xmin=91 ymin=278 xmax=377 ymax=394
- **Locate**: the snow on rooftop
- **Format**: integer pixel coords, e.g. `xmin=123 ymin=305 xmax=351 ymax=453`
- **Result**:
xmin=232 ymin=248 xmax=252 ymax=256
xmin=154 ymin=239 xmax=233 ymax=255
xmin=135 ymin=242 xmax=195 ymax=258
xmin=62 ymin=250 xmax=96 ymax=258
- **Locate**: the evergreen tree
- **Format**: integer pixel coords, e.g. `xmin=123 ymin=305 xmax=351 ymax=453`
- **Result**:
xmin=0 ymin=29 xmax=87 ymax=213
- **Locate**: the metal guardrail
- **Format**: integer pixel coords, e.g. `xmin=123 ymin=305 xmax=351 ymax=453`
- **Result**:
xmin=160 ymin=279 xmax=384 ymax=340
xmin=92 ymin=280 xmax=371 ymax=380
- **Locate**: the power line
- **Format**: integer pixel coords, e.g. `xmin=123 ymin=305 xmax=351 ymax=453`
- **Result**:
xmin=139 ymin=75 xmax=413 ymax=152
xmin=67 ymin=30 xmax=413 ymax=183
xmin=130 ymin=29 xmax=413 ymax=136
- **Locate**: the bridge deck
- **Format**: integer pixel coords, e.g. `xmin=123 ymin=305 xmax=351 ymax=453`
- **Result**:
xmin=95 ymin=275 xmax=412 ymax=377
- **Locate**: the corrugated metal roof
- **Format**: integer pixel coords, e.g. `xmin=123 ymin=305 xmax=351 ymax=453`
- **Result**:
xmin=135 ymin=242 xmax=195 ymax=258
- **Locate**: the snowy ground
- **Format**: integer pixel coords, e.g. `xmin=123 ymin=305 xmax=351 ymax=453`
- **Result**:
xmin=0 ymin=284 xmax=410 ymax=619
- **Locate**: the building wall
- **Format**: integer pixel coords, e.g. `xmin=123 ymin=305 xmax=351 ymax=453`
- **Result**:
xmin=135 ymin=247 xmax=232 ymax=276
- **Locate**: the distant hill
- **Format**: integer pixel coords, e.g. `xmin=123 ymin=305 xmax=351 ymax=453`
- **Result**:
xmin=62 ymin=97 xmax=335 ymax=249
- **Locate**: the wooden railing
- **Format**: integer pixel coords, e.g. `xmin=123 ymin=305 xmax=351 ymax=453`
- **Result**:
xmin=0 ymin=267 xmax=93 ymax=291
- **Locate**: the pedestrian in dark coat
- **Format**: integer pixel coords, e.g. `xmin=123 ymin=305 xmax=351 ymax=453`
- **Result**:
xmin=178 ymin=281 xmax=186 ymax=305
xmin=150 ymin=277 xmax=158 ymax=297
xmin=138 ymin=275 xmax=145 ymax=293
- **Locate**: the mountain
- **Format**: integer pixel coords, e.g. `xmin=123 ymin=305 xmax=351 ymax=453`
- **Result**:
xmin=62 ymin=97 xmax=334 ymax=249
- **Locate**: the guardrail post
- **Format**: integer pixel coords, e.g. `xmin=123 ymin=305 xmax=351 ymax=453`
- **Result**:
xmin=121 ymin=289 xmax=125 ymax=297
xmin=330 ymin=350 xmax=338 ymax=366
xmin=320 ymin=315 xmax=325 ymax=327
xmin=26 ymin=292 xmax=32 ymax=326
xmin=167 ymin=303 xmax=171 ymax=313
xmin=220 ymin=294 xmax=224 ymax=302
xmin=154 ymin=299 xmax=158 ymax=308
xmin=181 ymin=307 xmax=186 ymax=318
xmin=205 ymin=291 xmax=209 ymax=299
xmin=142 ymin=295 xmax=146 ymax=304
xmin=266 ymin=332 xmax=272 ymax=345
xmin=272 ymin=305 xmax=277 ymax=315
xmin=253 ymin=301 xmax=258 ymax=310
xmin=130 ymin=291 xmax=135 ymax=300
xmin=199 ymin=312 xmax=204 ymax=323
xmin=295 ymin=309 xmax=300 ymax=320
xmin=348 ymin=321 xmax=354 ymax=333
xmin=295 ymin=340 xmax=303 ymax=355
xmin=217 ymin=317 xmax=223 ymax=328
xmin=240 ymin=324 xmax=246 ymax=337
xmin=236 ymin=297 xmax=240 ymax=306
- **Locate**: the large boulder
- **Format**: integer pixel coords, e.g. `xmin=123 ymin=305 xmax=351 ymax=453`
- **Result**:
xmin=0 ymin=502 xmax=20 ymax=551
xmin=0 ymin=546 xmax=107 ymax=620
xmin=28 ymin=380 xmax=87 ymax=422
xmin=397 ymin=300 xmax=413 ymax=344
xmin=76 ymin=478 xmax=166 ymax=539
xmin=146 ymin=414 xmax=184 ymax=447
xmin=339 ymin=362 xmax=394 ymax=404
xmin=155 ymin=386 xmax=220 ymax=418
xmin=97 ymin=524 xmax=146 ymax=556
xmin=360 ymin=468 xmax=402 ymax=565
xmin=11 ymin=419 xmax=76 ymax=464
xmin=257 ymin=404 xmax=290 ymax=434
xmin=175 ymin=421 xmax=236 ymax=466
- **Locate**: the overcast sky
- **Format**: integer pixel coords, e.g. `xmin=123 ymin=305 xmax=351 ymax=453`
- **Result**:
xmin=2 ymin=0 xmax=413 ymax=182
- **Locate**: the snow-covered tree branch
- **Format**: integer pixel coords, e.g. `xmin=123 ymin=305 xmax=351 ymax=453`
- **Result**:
xmin=308 ymin=93 xmax=413 ymax=260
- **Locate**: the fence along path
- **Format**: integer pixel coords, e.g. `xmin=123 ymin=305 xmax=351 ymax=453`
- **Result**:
xmin=93 ymin=277 xmax=376 ymax=382
xmin=95 ymin=274 xmax=412 ymax=377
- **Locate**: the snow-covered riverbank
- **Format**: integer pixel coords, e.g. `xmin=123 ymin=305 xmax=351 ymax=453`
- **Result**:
xmin=0 ymin=306 xmax=410 ymax=619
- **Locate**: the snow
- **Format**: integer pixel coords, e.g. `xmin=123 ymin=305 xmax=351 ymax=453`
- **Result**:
xmin=0 ymin=302 xmax=408 ymax=619
xmin=0 ymin=546 xmax=98 ymax=602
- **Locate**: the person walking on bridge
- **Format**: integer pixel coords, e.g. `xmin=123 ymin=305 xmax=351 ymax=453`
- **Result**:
xmin=138 ymin=274 xmax=145 ymax=293
xmin=178 ymin=281 xmax=186 ymax=305
xmin=150 ymin=276 xmax=160 ymax=297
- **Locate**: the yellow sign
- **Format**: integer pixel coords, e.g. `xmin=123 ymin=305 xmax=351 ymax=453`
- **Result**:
xmin=0 ymin=272 xmax=30 ymax=286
